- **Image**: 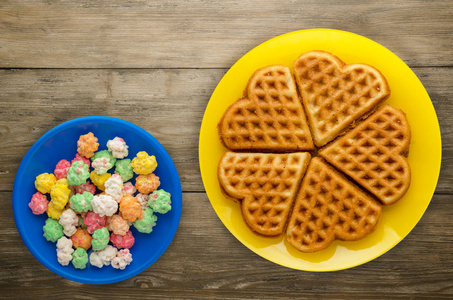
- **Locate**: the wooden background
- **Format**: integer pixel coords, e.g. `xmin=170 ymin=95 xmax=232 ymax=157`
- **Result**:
xmin=1 ymin=0 xmax=452 ymax=298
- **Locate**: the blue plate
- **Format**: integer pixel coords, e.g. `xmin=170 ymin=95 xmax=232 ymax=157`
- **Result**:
xmin=13 ymin=116 xmax=182 ymax=284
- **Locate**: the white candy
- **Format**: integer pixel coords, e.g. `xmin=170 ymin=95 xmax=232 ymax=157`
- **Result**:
xmin=59 ymin=208 xmax=78 ymax=237
xmin=56 ymin=236 xmax=74 ymax=266
xmin=111 ymin=249 xmax=133 ymax=270
xmin=107 ymin=137 xmax=129 ymax=159
xmin=90 ymin=245 xmax=118 ymax=268
xmin=92 ymin=194 xmax=118 ymax=217
xmin=105 ymin=174 xmax=123 ymax=202
xmin=122 ymin=182 xmax=137 ymax=196
xmin=92 ymin=157 xmax=112 ymax=175
xmin=136 ymin=193 xmax=150 ymax=210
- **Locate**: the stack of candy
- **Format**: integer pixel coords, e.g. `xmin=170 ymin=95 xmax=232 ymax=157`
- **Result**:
xmin=30 ymin=132 xmax=172 ymax=271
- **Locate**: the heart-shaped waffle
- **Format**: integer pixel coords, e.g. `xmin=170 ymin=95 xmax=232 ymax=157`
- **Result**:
xmin=218 ymin=65 xmax=314 ymax=152
xmin=286 ymin=157 xmax=382 ymax=252
xmin=218 ymin=152 xmax=311 ymax=236
xmin=293 ymin=51 xmax=390 ymax=147
xmin=319 ymin=105 xmax=411 ymax=205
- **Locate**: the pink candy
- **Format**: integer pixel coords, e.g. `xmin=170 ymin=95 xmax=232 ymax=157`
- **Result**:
xmin=54 ymin=159 xmax=71 ymax=180
xmin=71 ymin=153 xmax=91 ymax=168
xmin=72 ymin=181 xmax=96 ymax=195
xmin=110 ymin=230 xmax=135 ymax=249
xmin=83 ymin=211 xmax=107 ymax=234
xmin=29 ymin=192 xmax=49 ymax=215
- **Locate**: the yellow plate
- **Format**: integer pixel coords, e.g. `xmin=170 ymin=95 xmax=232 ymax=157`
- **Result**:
xmin=199 ymin=29 xmax=442 ymax=271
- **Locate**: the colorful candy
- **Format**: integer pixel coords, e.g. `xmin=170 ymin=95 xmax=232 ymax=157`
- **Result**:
xmin=130 ymin=151 xmax=157 ymax=175
xmin=43 ymin=218 xmax=64 ymax=242
xmin=111 ymin=249 xmax=133 ymax=270
xmin=91 ymin=150 xmax=116 ymax=174
xmin=89 ymin=245 xmax=118 ymax=268
xmin=54 ymin=159 xmax=71 ymax=180
xmin=149 ymin=189 xmax=172 ymax=214
xmin=77 ymin=132 xmax=99 ymax=159
xmin=67 ymin=161 xmax=90 ymax=186
xmin=72 ymin=248 xmax=89 ymax=269
xmin=59 ymin=208 xmax=79 ymax=237
xmin=69 ymin=191 xmax=93 ymax=213
xmin=47 ymin=201 xmax=64 ymax=220
xmin=122 ymin=182 xmax=136 ymax=196
xmin=136 ymin=193 xmax=150 ymax=210
xmin=106 ymin=214 xmax=129 ymax=236
xmin=71 ymin=153 xmax=91 ymax=168
xmin=115 ymin=159 xmax=134 ymax=182
xmin=119 ymin=195 xmax=143 ymax=222
xmin=91 ymin=227 xmax=110 ymax=251
xmin=35 ymin=173 xmax=57 ymax=194
xmin=72 ymin=181 xmax=96 ymax=195
xmin=71 ymin=228 xmax=92 ymax=250
xmin=110 ymin=230 xmax=135 ymax=249
xmin=133 ymin=208 xmax=157 ymax=234
xmin=104 ymin=174 xmax=123 ymax=202
xmin=56 ymin=236 xmax=74 ymax=266
xmin=90 ymin=171 xmax=111 ymax=191
xmin=135 ymin=173 xmax=160 ymax=194
xmin=92 ymin=194 xmax=118 ymax=217
xmin=83 ymin=211 xmax=107 ymax=234
xmin=107 ymin=137 xmax=129 ymax=159
xmin=29 ymin=192 xmax=49 ymax=215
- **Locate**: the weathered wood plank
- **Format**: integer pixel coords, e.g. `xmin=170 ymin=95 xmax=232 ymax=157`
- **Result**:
xmin=1 ymin=192 xmax=452 ymax=298
xmin=0 ymin=67 xmax=451 ymax=193
xmin=0 ymin=0 xmax=452 ymax=68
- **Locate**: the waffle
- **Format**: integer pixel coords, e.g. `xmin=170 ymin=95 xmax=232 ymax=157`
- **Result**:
xmin=218 ymin=65 xmax=314 ymax=152
xmin=319 ymin=105 xmax=411 ymax=205
xmin=293 ymin=51 xmax=390 ymax=147
xmin=286 ymin=157 xmax=382 ymax=252
xmin=218 ymin=152 xmax=311 ymax=236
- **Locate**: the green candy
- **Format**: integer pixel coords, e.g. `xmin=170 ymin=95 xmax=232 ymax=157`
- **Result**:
xmin=91 ymin=227 xmax=109 ymax=251
xmin=114 ymin=159 xmax=133 ymax=182
xmin=71 ymin=248 xmax=88 ymax=270
xmin=69 ymin=191 xmax=93 ymax=213
xmin=133 ymin=207 xmax=157 ymax=234
xmin=78 ymin=216 xmax=88 ymax=229
xmin=43 ymin=218 xmax=64 ymax=242
xmin=148 ymin=189 xmax=172 ymax=214
xmin=67 ymin=161 xmax=90 ymax=186
xmin=91 ymin=150 xmax=117 ymax=165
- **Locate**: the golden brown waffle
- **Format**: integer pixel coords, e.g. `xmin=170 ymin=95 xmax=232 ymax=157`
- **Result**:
xmin=218 ymin=152 xmax=311 ymax=236
xmin=218 ymin=65 xmax=314 ymax=151
xmin=286 ymin=157 xmax=382 ymax=252
xmin=319 ymin=105 xmax=411 ymax=205
xmin=293 ymin=51 xmax=390 ymax=147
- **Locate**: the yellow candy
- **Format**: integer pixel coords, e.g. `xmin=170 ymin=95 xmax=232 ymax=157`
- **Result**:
xmin=130 ymin=151 xmax=157 ymax=175
xmin=50 ymin=179 xmax=71 ymax=210
xmin=90 ymin=171 xmax=111 ymax=191
xmin=47 ymin=201 xmax=63 ymax=220
xmin=35 ymin=173 xmax=57 ymax=194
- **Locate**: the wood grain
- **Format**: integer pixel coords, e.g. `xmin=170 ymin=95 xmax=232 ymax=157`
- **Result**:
xmin=1 ymin=192 xmax=452 ymax=299
xmin=0 ymin=0 xmax=452 ymax=68
xmin=0 ymin=67 xmax=451 ymax=193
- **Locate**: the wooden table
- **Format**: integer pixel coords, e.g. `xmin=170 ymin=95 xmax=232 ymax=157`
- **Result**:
xmin=1 ymin=1 xmax=452 ymax=298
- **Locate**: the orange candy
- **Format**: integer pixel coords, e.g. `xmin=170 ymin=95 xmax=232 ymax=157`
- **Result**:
xmin=77 ymin=132 xmax=99 ymax=159
xmin=71 ymin=228 xmax=92 ymax=250
xmin=135 ymin=173 xmax=160 ymax=194
xmin=119 ymin=195 xmax=144 ymax=222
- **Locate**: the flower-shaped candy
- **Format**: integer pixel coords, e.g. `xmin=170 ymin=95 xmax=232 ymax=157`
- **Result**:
xmin=149 ymin=189 xmax=172 ymax=214
xmin=83 ymin=211 xmax=107 ymax=234
xmin=89 ymin=245 xmax=118 ymax=268
xmin=136 ymin=193 xmax=150 ymax=210
xmin=91 ymin=150 xmax=116 ymax=174
xmin=59 ymin=208 xmax=79 ymax=237
xmin=92 ymin=194 xmax=118 ymax=217
xmin=111 ymin=249 xmax=133 ymax=270
xmin=91 ymin=227 xmax=110 ymax=251
xmin=130 ymin=151 xmax=157 ymax=175
xmin=43 ymin=218 xmax=64 ymax=242
xmin=110 ymin=230 xmax=135 ymax=249
xmin=56 ymin=236 xmax=74 ymax=266
xmin=71 ymin=153 xmax=91 ymax=168
xmin=133 ymin=207 xmax=157 ymax=234
xmin=119 ymin=195 xmax=143 ymax=222
xmin=69 ymin=191 xmax=93 ymax=213
xmin=72 ymin=248 xmax=89 ymax=270
xmin=107 ymin=137 xmax=129 ymax=159
xmin=122 ymin=182 xmax=136 ymax=196
xmin=90 ymin=171 xmax=111 ymax=191
xmin=115 ymin=159 xmax=134 ymax=182
xmin=54 ymin=159 xmax=71 ymax=180
xmin=50 ymin=179 xmax=71 ymax=211
xmin=72 ymin=181 xmax=96 ymax=195
xmin=67 ymin=161 xmax=90 ymax=186
xmin=29 ymin=192 xmax=49 ymax=215
xmin=106 ymin=214 xmax=129 ymax=236
xmin=135 ymin=173 xmax=160 ymax=194
xmin=77 ymin=132 xmax=99 ymax=159
xmin=35 ymin=173 xmax=57 ymax=194
xmin=71 ymin=228 xmax=92 ymax=250
xmin=104 ymin=174 xmax=123 ymax=202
